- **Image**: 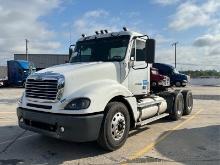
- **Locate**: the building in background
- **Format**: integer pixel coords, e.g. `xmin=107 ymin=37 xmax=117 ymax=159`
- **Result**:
xmin=0 ymin=66 xmax=7 ymax=78
xmin=14 ymin=54 xmax=69 ymax=70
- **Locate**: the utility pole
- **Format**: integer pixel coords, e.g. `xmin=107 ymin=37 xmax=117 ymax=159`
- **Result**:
xmin=25 ymin=39 xmax=29 ymax=61
xmin=172 ymin=42 xmax=178 ymax=68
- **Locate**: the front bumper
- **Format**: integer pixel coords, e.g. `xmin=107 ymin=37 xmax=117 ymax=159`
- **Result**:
xmin=17 ymin=107 xmax=104 ymax=142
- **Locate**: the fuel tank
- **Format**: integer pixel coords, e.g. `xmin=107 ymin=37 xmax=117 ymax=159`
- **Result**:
xmin=137 ymin=96 xmax=167 ymax=120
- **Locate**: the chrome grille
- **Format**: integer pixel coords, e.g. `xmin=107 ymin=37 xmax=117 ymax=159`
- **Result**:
xmin=25 ymin=79 xmax=58 ymax=100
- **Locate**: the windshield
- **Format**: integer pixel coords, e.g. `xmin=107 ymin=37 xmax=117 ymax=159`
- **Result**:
xmin=70 ymin=35 xmax=130 ymax=63
xmin=18 ymin=60 xmax=29 ymax=69
xmin=174 ymin=68 xmax=179 ymax=74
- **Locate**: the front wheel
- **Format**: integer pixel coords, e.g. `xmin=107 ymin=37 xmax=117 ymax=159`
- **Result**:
xmin=151 ymin=81 xmax=157 ymax=87
xmin=175 ymin=81 xmax=181 ymax=87
xmin=97 ymin=102 xmax=130 ymax=151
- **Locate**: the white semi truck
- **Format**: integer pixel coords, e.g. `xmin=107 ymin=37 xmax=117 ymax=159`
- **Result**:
xmin=17 ymin=28 xmax=193 ymax=151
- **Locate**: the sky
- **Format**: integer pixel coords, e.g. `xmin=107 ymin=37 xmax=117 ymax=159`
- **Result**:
xmin=0 ymin=0 xmax=220 ymax=70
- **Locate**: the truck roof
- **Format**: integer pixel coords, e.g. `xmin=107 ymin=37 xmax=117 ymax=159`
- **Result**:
xmin=7 ymin=60 xmax=30 ymax=69
xmin=77 ymin=30 xmax=145 ymax=42
xmin=153 ymin=63 xmax=175 ymax=69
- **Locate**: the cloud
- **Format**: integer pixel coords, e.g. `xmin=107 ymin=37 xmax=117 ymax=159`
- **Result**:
xmin=193 ymin=34 xmax=220 ymax=47
xmin=84 ymin=9 xmax=109 ymax=18
xmin=193 ymin=33 xmax=220 ymax=57
xmin=169 ymin=0 xmax=220 ymax=31
xmin=154 ymin=0 xmax=180 ymax=6
xmin=72 ymin=9 xmax=118 ymax=38
xmin=0 ymin=0 xmax=62 ymax=65
xmin=154 ymin=34 xmax=172 ymax=45
xmin=71 ymin=10 xmax=143 ymax=40
xmin=156 ymin=45 xmax=220 ymax=71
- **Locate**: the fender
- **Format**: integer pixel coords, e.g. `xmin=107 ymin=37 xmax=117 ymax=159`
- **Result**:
xmin=62 ymin=79 xmax=138 ymax=120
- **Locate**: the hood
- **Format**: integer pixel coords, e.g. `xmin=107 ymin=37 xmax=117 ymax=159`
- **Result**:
xmin=37 ymin=62 xmax=101 ymax=75
xmin=36 ymin=62 xmax=121 ymax=98
xmin=174 ymin=72 xmax=187 ymax=80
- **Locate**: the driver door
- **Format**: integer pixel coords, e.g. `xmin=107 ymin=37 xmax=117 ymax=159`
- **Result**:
xmin=128 ymin=39 xmax=150 ymax=95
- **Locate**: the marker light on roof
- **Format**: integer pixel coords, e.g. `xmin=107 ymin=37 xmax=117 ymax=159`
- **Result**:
xmin=123 ymin=27 xmax=127 ymax=31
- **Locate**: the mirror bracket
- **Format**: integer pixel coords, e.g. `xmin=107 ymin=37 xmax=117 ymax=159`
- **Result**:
xmin=69 ymin=44 xmax=75 ymax=60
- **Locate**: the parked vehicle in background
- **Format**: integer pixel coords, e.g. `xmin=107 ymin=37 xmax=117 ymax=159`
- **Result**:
xmin=153 ymin=63 xmax=189 ymax=87
xmin=0 ymin=60 xmax=36 ymax=87
xmin=150 ymin=67 xmax=170 ymax=90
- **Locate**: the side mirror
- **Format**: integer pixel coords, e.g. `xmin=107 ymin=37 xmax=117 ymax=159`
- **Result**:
xmin=145 ymin=39 xmax=155 ymax=63
xmin=69 ymin=44 xmax=75 ymax=60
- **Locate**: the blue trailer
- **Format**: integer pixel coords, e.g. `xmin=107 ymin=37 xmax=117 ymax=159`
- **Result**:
xmin=3 ymin=60 xmax=35 ymax=87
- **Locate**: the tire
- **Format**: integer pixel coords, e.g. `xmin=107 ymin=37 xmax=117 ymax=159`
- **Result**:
xmin=175 ymin=81 xmax=181 ymax=87
xmin=97 ymin=102 xmax=130 ymax=151
xmin=169 ymin=92 xmax=184 ymax=120
xmin=182 ymin=90 xmax=193 ymax=115
xmin=151 ymin=81 xmax=157 ymax=87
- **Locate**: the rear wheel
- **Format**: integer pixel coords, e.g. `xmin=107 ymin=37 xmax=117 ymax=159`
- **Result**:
xmin=170 ymin=92 xmax=184 ymax=120
xmin=182 ymin=90 xmax=193 ymax=115
xmin=97 ymin=102 xmax=130 ymax=151
xmin=175 ymin=81 xmax=181 ymax=87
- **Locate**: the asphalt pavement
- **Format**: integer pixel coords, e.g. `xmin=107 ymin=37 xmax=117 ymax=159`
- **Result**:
xmin=0 ymin=86 xmax=219 ymax=165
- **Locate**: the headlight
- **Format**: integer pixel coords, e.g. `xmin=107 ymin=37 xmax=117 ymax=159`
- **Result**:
xmin=56 ymin=77 xmax=65 ymax=100
xmin=18 ymin=92 xmax=25 ymax=104
xmin=64 ymin=98 xmax=91 ymax=110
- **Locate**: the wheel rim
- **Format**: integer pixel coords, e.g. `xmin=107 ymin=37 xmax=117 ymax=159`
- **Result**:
xmin=177 ymin=98 xmax=183 ymax=115
xmin=176 ymin=82 xmax=181 ymax=87
xmin=188 ymin=94 xmax=193 ymax=109
xmin=111 ymin=112 xmax=126 ymax=141
xmin=152 ymin=82 xmax=157 ymax=86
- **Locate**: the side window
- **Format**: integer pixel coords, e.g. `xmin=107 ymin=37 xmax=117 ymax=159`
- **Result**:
xmin=130 ymin=40 xmax=146 ymax=61
xmin=110 ymin=47 xmax=127 ymax=60
xmin=136 ymin=40 xmax=146 ymax=61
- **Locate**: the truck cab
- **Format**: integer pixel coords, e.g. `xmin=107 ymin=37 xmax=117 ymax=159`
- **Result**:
xmin=7 ymin=60 xmax=36 ymax=87
xmin=150 ymin=67 xmax=170 ymax=88
xmin=17 ymin=29 xmax=193 ymax=151
xmin=153 ymin=63 xmax=189 ymax=87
